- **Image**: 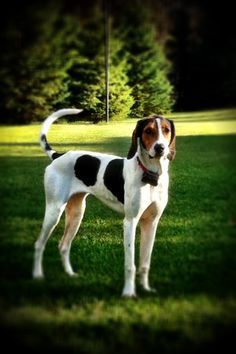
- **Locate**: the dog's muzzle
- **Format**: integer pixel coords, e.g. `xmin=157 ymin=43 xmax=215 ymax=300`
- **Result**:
xmin=154 ymin=143 xmax=165 ymax=158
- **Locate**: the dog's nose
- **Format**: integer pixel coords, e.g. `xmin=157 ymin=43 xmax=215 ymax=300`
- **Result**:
xmin=154 ymin=143 xmax=165 ymax=156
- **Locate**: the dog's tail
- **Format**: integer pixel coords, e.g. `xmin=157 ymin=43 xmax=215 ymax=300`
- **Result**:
xmin=39 ymin=108 xmax=82 ymax=160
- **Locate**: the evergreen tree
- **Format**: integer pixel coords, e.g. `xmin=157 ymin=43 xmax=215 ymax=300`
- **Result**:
xmin=120 ymin=4 xmax=174 ymax=117
xmin=67 ymin=10 xmax=133 ymax=122
xmin=66 ymin=10 xmax=105 ymax=122
xmin=0 ymin=1 xmax=174 ymax=123
xmin=0 ymin=4 xmax=72 ymax=123
xmin=107 ymin=36 xmax=134 ymax=120
xmin=22 ymin=12 xmax=84 ymax=122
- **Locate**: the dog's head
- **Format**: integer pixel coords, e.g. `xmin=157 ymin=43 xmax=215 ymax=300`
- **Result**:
xmin=127 ymin=115 xmax=176 ymax=161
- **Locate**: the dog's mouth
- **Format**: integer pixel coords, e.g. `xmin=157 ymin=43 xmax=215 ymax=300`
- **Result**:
xmin=149 ymin=143 xmax=167 ymax=159
xmin=149 ymin=151 xmax=165 ymax=160
xmin=142 ymin=142 xmax=166 ymax=160
xmin=149 ymin=152 xmax=165 ymax=159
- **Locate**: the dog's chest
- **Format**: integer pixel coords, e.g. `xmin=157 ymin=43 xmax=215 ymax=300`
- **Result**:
xmin=141 ymin=174 xmax=169 ymax=205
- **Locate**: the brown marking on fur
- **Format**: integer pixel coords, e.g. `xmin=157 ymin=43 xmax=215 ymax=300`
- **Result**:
xmin=160 ymin=118 xmax=172 ymax=144
xmin=140 ymin=202 xmax=158 ymax=221
xmin=127 ymin=116 xmax=176 ymax=159
xmin=59 ymin=193 xmax=87 ymax=252
xmin=141 ymin=120 xmax=158 ymax=151
xmin=166 ymin=119 xmax=176 ymax=160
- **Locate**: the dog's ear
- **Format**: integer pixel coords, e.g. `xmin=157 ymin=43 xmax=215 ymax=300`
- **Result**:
xmin=127 ymin=119 xmax=147 ymax=159
xmin=127 ymin=122 xmax=139 ymax=159
xmin=167 ymin=119 xmax=176 ymax=161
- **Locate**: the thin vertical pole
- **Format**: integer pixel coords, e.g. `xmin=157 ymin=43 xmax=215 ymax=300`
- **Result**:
xmin=104 ymin=0 xmax=110 ymax=122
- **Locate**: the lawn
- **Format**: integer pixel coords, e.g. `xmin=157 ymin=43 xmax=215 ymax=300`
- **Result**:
xmin=0 ymin=108 xmax=236 ymax=353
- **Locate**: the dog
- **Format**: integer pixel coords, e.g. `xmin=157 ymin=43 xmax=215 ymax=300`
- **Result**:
xmin=33 ymin=108 xmax=176 ymax=297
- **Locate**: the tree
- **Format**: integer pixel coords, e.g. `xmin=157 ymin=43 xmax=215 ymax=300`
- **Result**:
xmin=119 ymin=4 xmax=174 ymax=117
xmin=0 ymin=3 xmax=72 ymax=123
xmin=1 ymin=5 xmax=102 ymax=123
xmin=0 ymin=0 xmax=174 ymax=123
xmin=107 ymin=36 xmax=134 ymax=120
xmin=67 ymin=9 xmax=134 ymax=122
xmin=21 ymin=15 xmax=72 ymax=122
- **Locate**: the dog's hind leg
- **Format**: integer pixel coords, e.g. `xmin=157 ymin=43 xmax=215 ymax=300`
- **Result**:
xmin=33 ymin=201 xmax=66 ymax=278
xmin=59 ymin=193 xmax=87 ymax=276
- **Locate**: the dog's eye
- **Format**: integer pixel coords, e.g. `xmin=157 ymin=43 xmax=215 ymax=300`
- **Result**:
xmin=162 ymin=127 xmax=170 ymax=134
xmin=145 ymin=128 xmax=153 ymax=135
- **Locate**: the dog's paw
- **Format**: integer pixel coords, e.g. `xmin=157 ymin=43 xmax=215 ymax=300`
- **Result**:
xmin=67 ymin=271 xmax=78 ymax=278
xmin=122 ymin=293 xmax=137 ymax=299
xmin=32 ymin=271 xmax=44 ymax=279
xmin=121 ymin=289 xmax=137 ymax=298
xmin=143 ymin=286 xmax=157 ymax=293
xmin=139 ymin=285 xmax=157 ymax=296
xmin=139 ymin=277 xmax=157 ymax=293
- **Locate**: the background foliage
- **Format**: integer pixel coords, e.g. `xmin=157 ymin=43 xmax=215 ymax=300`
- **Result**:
xmin=1 ymin=0 xmax=235 ymax=123
xmin=0 ymin=1 xmax=173 ymax=123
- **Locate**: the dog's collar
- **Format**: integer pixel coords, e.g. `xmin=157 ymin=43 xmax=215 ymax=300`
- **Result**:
xmin=137 ymin=156 xmax=159 ymax=186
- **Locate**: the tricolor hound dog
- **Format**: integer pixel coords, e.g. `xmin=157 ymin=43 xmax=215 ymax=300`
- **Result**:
xmin=33 ymin=109 xmax=176 ymax=297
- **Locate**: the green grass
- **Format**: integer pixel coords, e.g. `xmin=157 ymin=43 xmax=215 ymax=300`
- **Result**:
xmin=1 ymin=108 xmax=236 ymax=353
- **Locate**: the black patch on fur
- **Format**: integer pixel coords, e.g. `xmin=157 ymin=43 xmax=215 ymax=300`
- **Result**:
xmin=52 ymin=152 xmax=65 ymax=160
xmin=141 ymin=171 xmax=159 ymax=186
xmin=74 ymin=155 xmax=101 ymax=186
xmin=41 ymin=134 xmax=51 ymax=151
xmin=104 ymin=159 xmax=124 ymax=204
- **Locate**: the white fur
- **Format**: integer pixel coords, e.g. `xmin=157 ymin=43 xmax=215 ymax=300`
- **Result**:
xmin=33 ymin=110 xmax=173 ymax=297
xmin=40 ymin=108 xmax=82 ymax=159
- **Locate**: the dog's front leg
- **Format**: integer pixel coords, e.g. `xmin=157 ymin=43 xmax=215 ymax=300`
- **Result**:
xmin=139 ymin=216 xmax=159 ymax=292
xmin=122 ymin=217 xmax=138 ymax=297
